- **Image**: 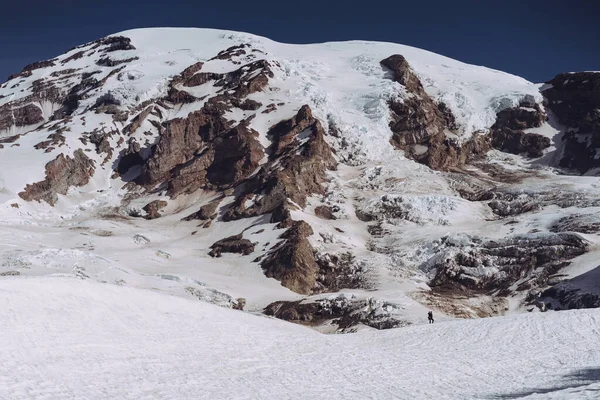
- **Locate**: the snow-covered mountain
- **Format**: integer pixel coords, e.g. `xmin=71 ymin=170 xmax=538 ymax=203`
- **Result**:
xmin=1 ymin=28 xmax=599 ymax=332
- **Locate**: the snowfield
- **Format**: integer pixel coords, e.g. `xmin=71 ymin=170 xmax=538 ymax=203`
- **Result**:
xmin=1 ymin=277 xmax=599 ymax=400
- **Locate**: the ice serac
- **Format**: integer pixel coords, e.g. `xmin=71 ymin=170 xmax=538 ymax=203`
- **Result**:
xmin=381 ymin=54 xmax=490 ymax=170
xmin=428 ymin=233 xmax=588 ymax=294
xmin=543 ymin=72 xmax=600 ymax=173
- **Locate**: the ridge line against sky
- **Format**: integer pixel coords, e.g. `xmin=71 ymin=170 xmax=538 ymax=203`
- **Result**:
xmin=1 ymin=0 xmax=598 ymax=83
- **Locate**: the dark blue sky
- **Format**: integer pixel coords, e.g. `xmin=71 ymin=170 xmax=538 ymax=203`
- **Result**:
xmin=2 ymin=0 xmax=598 ymax=83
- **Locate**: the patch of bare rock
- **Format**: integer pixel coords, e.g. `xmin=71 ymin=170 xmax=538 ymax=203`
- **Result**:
xmin=18 ymin=149 xmax=95 ymax=205
xmin=381 ymin=54 xmax=490 ymax=170
xmin=265 ymin=294 xmax=411 ymax=333
xmin=543 ymin=72 xmax=600 ymax=174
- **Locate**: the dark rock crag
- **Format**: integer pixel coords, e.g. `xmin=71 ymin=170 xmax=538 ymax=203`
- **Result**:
xmin=18 ymin=149 xmax=96 ymax=205
xmin=542 ymin=72 xmax=600 ymax=174
xmin=381 ymin=54 xmax=490 ymax=170
xmin=209 ymin=234 xmax=255 ymax=257
xmin=490 ymin=103 xmax=550 ymax=157
xmin=142 ymin=200 xmax=168 ymax=220
xmin=260 ymin=221 xmax=317 ymax=294
xmin=136 ymin=60 xmax=273 ymax=197
xmin=223 ymin=105 xmax=336 ymax=222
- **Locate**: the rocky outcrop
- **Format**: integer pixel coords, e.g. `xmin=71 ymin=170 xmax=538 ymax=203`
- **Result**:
xmin=491 ymin=129 xmax=550 ymax=158
xmin=182 ymin=198 xmax=222 ymax=221
xmin=116 ymin=138 xmax=144 ymax=176
xmin=490 ymin=104 xmax=549 ymax=157
xmin=381 ymin=54 xmax=489 ymax=169
xmin=18 ymin=149 xmax=96 ymax=205
xmin=478 ymin=188 xmax=600 ymax=217
xmin=142 ymin=200 xmax=168 ymax=219
xmin=222 ymin=105 xmax=336 ymax=221
xmin=211 ymin=44 xmax=251 ymax=62
xmin=6 ymin=60 xmax=56 ymax=82
xmin=85 ymin=128 xmax=116 ymax=165
xmin=264 ymin=294 xmax=410 ymax=332
xmin=260 ymin=221 xmax=317 ymax=294
xmin=543 ymin=72 xmax=600 ymax=173
xmin=89 ymin=36 xmax=136 ymax=53
xmin=535 ymin=265 xmax=600 ymax=310
xmin=1 ymin=36 xmax=137 ymax=142
xmin=209 ymin=234 xmax=255 ymax=257
xmin=172 ymin=58 xmax=272 ymax=98
xmin=123 ymin=106 xmax=153 ymax=135
xmin=314 ymin=205 xmax=336 ymax=220
xmin=137 ymin=59 xmax=272 ymax=197
xmin=96 ymin=56 xmax=139 ymax=67
xmin=0 ymin=103 xmax=44 ymax=132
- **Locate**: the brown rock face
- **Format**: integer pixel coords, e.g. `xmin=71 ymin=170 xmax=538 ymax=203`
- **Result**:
xmin=492 ymin=130 xmax=550 ymax=158
xmin=209 ymin=234 xmax=255 ymax=257
xmin=491 ymin=104 xmax=550 ymax=157
xmin=206 ymin=123 xmax=265 ymax=187
xmin=543 ymin=72 xmax=600 ymax=173
xmin=137 ymin=59 xmax=272 ymax=197
xmin=381 ymin=54 xmax=489 ymax=169
xmin=211 ymin=44 xmax=250 ymax=62
xmin=89 ymin=36 xmax=136 ymax=53
xmin=0 ymin=104 xmax=44 ymax=132
xmin=182 ymin=198 xmax=222 ymax=221
xmin=1 ymin=35 xmax=137 ymax=141
xmin=123 ymin=106 xmax=153 ymax=135
xmin=260 ymin=221 xmax=318 ymax=294
xmin=168 ymin=58 xmax=271 ymax=104
xmin=265 ymin=296 xmax=409 ymax=331
xmin=223 ymin=105 xmax=336 ymax=221
xmin=96 ymin=56 xmax=139 ymax=67
xmin=138 ymin=103 xmax=263 ymax=196
xmin=116 ymin=138 xmax=144 ymax=176
xmin=142 ymin=200 xmax=168 ymax=220
xmin=18 ymin=149 xmax=96 ymax=205
xmin=314 ymin=205 xmax=336 ymax=220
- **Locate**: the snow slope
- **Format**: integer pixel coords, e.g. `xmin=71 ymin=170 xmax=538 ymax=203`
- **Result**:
xmin=1 ymin=277 xmax=599 ymax=400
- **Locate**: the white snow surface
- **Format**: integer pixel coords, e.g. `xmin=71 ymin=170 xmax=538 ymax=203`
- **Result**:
xmin=1 ymin=277 xmax=599 ymax=400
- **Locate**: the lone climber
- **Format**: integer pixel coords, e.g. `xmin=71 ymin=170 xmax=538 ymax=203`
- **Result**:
xmin=428 ymin=311 xmax=434 ymax=324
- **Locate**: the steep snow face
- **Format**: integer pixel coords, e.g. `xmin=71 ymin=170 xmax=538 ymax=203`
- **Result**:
xmin=1 ymin=277 xmax=599 ymax=400
xmin=0 ymin=28 xmax=597 ymax=328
